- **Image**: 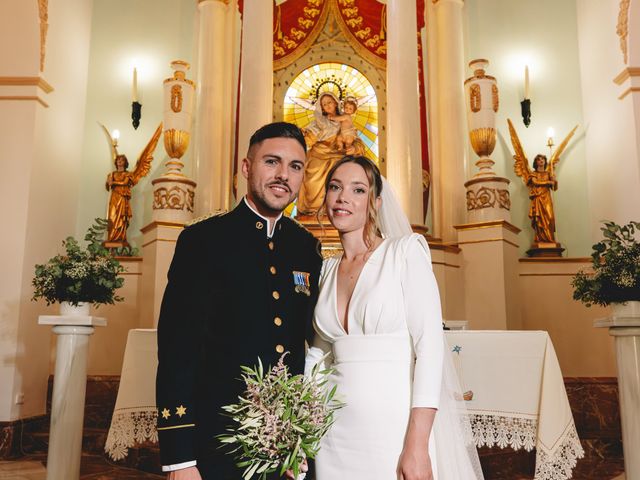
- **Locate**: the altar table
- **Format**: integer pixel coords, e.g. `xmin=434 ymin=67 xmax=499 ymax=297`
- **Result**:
xmin=105 ymin=329 xmax=584 ymax=480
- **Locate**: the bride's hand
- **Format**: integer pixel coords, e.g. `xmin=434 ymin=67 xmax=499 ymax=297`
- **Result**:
xmin=397 ymin=444 xmax=433 ymax=480
xmin=284 ymin=457 xmax=308 ymax=479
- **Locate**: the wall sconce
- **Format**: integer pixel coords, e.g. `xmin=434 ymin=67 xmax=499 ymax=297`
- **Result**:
xmin=521 ymin=65 xmax=531 ymax=127
xmin=132 ymin=67 xmax=142 ymax=129
xmin=546 ymin=127 xmax=555 ymax=155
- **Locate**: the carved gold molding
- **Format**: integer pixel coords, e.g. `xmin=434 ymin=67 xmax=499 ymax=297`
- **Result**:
xmin=38 ymin=0 xmax=49 ymax=71
xmin=617 ymin=0 xmax=631 ymax=64
xmin=0 ymin=76 xmax=54 ymax=92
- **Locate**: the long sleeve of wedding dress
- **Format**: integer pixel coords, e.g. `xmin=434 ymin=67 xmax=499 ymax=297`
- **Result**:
xmin=401 ymin=235 xmax=444 ymax=408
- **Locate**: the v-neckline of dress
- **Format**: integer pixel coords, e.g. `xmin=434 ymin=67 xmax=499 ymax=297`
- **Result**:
xmin=333 ymin=238 xmax=388 ymax=336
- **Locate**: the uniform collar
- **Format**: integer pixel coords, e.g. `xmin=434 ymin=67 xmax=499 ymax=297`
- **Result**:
xmin=243 ymin=197 xmax=283 ymax=238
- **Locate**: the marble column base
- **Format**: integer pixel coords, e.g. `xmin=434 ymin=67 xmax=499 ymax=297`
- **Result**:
xmin=454 ymin=220 xmax=522 ymax=329
xmin=38 ymin=315 xmax=106 ymax=480
xmin=139 ymin=220 xmax=184 ymax=327
xmin=464 ymin=176 xmax=511 ymax=223
xmin=595 ymin=315 xmax=640 ymax=479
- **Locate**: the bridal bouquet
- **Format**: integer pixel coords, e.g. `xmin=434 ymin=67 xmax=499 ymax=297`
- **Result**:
xmin=218 ymin=354 xmax=343 ymax=480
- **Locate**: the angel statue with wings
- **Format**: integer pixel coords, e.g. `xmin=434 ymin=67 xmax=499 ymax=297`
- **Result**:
xmin=100 ymin=123 xmax=162 ymax=248
xmin=507 ymin=119 xmax=578 ymax=254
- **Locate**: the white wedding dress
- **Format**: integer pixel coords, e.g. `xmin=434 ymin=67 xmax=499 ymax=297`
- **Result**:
xmin=306 ymin=233 xmax=484 ymax=480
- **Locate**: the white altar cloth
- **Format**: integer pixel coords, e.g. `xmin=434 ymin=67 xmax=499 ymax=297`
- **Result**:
xmin=105 ymin=329 xmax=584 ymax=480
xmin=445 ymin=330 xmax=584 ymax=480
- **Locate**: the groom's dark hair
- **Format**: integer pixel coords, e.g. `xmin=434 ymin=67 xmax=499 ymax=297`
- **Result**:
xmin=248 ymin=122 xmax=307 ymax=157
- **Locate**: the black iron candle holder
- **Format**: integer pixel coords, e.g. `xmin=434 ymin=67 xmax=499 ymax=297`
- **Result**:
xmin=521 ymin=98 xmax=531 ymax=128
xmin=132 ymin=101 xmax=142 ymax=130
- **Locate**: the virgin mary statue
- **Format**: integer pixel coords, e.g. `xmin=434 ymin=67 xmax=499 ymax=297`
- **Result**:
xmin=297 ymin=92 xmax=366 ymax=216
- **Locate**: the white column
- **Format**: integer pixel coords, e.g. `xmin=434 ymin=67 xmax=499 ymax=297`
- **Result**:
xmin=595 ymin=309 xmax=640 ymax=479
xmin=194 ymin=0 xmax=230 ymax=214
xmin=235 ymin=0 xmax=274 ymax=200
xmin=386 ymin=0 xmax=423 ymax=224
xmin=39 ymin=315 xmax=106 ymax=480
xmin=431 ymin=0 xmax=467 ymax=242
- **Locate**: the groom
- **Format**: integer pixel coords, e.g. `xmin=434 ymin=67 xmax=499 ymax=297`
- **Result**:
xmin=156 ymin=122 xmax=323 ymax=479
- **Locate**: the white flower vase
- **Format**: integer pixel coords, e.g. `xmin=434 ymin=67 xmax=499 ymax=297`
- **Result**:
xmin=59 ymin=301 xmax=90 ymax=316
xmin=612 ymin=301 xmax=640 ymax=319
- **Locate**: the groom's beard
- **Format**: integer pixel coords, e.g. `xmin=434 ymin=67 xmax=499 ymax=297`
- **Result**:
xmin=250 ymin=180 xmax=296 ymax=214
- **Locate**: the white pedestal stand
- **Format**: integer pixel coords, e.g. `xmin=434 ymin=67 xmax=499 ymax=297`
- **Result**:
xmin=38 ymin=314 xmax=106 ymax=480
xmin=595 ymin=307 xmax=640 ymax=479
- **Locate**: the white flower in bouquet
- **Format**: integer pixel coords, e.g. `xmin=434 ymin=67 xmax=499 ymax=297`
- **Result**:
xmin=218 ymin=353 xmax=344 ymax=480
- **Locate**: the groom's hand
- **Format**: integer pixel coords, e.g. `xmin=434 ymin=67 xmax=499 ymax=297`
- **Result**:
xmin=167 ymin=466 xmax=202 ymax=480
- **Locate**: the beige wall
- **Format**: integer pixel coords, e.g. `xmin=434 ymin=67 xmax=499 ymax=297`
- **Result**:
xmin=518 ymin=259 xmax=616 ymax=377
xmin=0 ymin=0 xmax=93 ymax=421
xmin=576 ymin=0 xmax=640 ymax=237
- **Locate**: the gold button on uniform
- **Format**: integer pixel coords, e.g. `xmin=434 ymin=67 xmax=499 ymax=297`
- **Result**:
xmin=275 ymin=344 xmax=285 ymax=354
xmin=270 ymin=266 xmax=277 ymax=275
xmin=272 ymin=291 xmax=280 ymax=300
xmin=274 ymin=316 xmax=282 ymax=326
xmin=268 ymin=241 xmax=274 ymax=250
xmin=256 ymin=221 xmax=264 ymax=230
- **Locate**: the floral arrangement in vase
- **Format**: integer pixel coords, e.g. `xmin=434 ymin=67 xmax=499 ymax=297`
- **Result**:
xmin=572 ymin=221 xmax=640 ymax=307
xmin=32 ymin=218 xmax=125 ymax=309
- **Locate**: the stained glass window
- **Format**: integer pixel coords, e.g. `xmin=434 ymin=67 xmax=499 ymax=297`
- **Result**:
xmin=283 ymin=62 xmax=379 ymax=163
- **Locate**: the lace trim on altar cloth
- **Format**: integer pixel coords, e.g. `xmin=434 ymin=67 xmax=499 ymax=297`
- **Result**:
xmin=469 ymin=414 xmax=585 ymax=480
xmin=535 ymin=422 xmax=585 ymax=480
xmin=104 ymin=408 xmax=158 ymax=461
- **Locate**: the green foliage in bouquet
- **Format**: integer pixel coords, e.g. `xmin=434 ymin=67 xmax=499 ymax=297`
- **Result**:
xmin=218 ymin=354 xmax=344 ymax=480
xmin=572 ymin=221 xmax=640 ymax=307
xmin=32 ymin=218 xmax=125 ymax=306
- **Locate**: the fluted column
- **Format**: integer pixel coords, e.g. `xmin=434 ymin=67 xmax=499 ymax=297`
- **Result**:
xmin=194 ymin=0 xmax=231 ymax=214
xmin=431 ymin=0 xmax=467 ymax=242
xmin=235 ymin=0 xmax=274 ymax=200
xmin=386 ymin=0 xmax=424 ymax=224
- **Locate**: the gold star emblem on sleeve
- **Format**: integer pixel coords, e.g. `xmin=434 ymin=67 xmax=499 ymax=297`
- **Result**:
xmin=176 ymin=405 xmax=187 ymax=418
xmin=161 ymin=408 xmax=170 ymax=419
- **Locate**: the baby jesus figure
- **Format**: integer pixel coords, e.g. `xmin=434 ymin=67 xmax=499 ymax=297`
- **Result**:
xmin=329 ymin=97 xmax=358 ymax=154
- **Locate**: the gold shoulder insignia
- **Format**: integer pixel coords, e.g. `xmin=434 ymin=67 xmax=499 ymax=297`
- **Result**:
xmin=186 ymin=209 xmax=227 ymax=227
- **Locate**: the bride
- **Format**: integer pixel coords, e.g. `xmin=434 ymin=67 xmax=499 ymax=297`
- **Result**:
xmin=305 ymin=156 xmax=484 ymax=480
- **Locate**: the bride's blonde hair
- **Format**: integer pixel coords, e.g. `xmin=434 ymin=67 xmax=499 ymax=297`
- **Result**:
xmin=322 ymin=155 xmax=383 ymax=248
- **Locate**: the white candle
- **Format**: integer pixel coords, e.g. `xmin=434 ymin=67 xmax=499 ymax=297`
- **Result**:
xmin=524 ymin=65 xmax=530 ymax=99
xmin=132 ymin=67 xmax=138 ymax=102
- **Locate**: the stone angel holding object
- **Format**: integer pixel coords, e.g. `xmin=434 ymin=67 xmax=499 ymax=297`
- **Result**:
xmin=507 ymin=119 xmax=578 ymax=256
xmin=99 ymin=123 xmax=162 ymax=249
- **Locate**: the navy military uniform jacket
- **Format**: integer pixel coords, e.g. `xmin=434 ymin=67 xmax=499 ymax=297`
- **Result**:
xmin=156 ymin=200 xmax=322 ymax=477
